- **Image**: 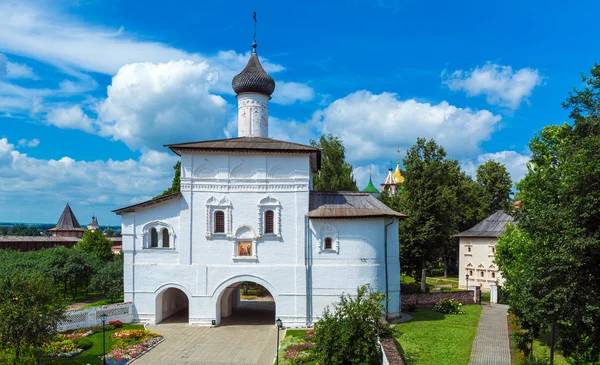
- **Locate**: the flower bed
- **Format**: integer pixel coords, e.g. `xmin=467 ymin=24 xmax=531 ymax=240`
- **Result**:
xmin=280 ymin=330 xmax=317 ymax=365
xmin=105 ymin=329 xmax=164 ymax=364
xmin=42 ymin=339 xmax=83 ymax=358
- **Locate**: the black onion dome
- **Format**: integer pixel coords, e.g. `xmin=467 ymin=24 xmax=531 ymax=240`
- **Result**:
xmin=232 ymin=52 xmax=275 ymax=96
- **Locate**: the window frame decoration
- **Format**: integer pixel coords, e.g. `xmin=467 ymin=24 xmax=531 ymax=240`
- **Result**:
xmin=257 ymin=196 xmax=282 ymax=239
xmin=141 ymin=221 xmax=176 ymax=250
xmin=319 ymin=222 xmax=339 ymax=253
xmin=206 ymin=196 xmax=233 ymax=239
xmin=477 ymin=263 xmax=486 ymax=280
xmin=488 ymin=241 xmax=496 ymax=256
xmin=464 ymin=241 xmax=472 ymax=256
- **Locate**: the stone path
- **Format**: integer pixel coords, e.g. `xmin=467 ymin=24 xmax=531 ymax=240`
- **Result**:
xmin=138 ymin=310 xmax=278 ymax=365
xmin=469 ymin=304 xmax=511 ymax=365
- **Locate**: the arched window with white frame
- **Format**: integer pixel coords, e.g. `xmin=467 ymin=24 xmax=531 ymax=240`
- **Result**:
xmin=150 ymin=228 xmax=158 ymax=248
xmin=206 ymin=196 xmax=233 ymax=239
xmin=142 ymin=221 xmax=176 ymax=249
xmin=162 ymin=228 xmax=170 ymax=248
xmin=257 ymin=196 xmax=282 ymax=238
xmin=319 ymin=222 xmax=339 ymax=253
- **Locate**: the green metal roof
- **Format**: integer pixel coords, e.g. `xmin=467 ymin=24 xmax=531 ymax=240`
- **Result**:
xmin=361 ymin=177 xmax=379 ymax=193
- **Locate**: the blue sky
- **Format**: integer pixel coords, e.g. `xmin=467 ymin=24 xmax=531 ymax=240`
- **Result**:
xmin=1 ymin=0 xmax=598 ymax=225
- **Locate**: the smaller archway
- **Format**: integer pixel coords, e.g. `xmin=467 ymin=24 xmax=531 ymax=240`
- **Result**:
xmin=215 ymin=277 xmax=276 ymax=326
xmin=150 ymin=228 xmax=158 ymax=247
xmin=155 ymin=287 xmax=189 ymax=324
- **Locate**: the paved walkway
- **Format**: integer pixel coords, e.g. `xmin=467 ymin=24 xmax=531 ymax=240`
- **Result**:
xmin=139 ymin=309 xmax=278 ymax=365
xmin=469 ymin=304 xmax=511 ymax=365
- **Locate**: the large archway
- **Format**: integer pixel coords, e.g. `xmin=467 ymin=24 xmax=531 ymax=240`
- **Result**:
xmin=155 ymin=287 xmax=189 ymax=324
xmin=216 ymin=281 xmax=276 ymax=326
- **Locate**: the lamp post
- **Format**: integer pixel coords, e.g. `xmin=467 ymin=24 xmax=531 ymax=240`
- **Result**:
xmin=275 ymin=318 xmax=283 ymax=365
xmin=100 ymin=313 xmax=108 ymax=365
xmin=465 ymin=274 xmax=469 ymax=289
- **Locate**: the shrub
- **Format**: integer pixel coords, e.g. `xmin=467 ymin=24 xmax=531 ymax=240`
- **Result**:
xmin=400 ymin=282 xmax=422 ymax=294
xmin=439 ymin=286 xmax=452 ymax=292
xmin=72 ymin=337 xmax=93 ymax=350
xmin=91 ymin=324 xmax=116 ymax=332
xmin=109 ymin=320 xmax=123 ymax=328
xmin=313 ymin=284 xmax=392 ymax=365
xmin=432 ymin=299 xmax=465 ymax=314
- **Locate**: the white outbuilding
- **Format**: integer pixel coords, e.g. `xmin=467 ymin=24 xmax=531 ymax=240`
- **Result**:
xmin=114 ymin=41 xmax=405 ymax=327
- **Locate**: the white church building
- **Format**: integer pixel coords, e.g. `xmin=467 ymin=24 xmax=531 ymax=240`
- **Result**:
xmin=114 ymin=41 xmax=405 ymax=327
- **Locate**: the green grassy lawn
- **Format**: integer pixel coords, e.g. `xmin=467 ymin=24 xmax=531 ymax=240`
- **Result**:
xmin=481 ymin=292 xmax=490 ymax=303
xmin=530 ymin=340 xmax=569 ymax=365
xmin=394 ymin=305 xmax=482 ymax=365
xmin=401 ymin=275 xmax=459 ymax=288
xmin=79 ymin=295 xmax=124 ymax=309
xmin=0 ymin=324 xmax=146 ymax=365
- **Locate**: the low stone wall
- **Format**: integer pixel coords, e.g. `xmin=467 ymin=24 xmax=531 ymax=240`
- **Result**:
xmin=381 ymin=338 xmax=405 ymax=365
xmin=401 ymin=288 xmax=480 ymax=310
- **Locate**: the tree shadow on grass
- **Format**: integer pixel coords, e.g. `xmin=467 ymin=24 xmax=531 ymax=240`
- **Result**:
xmin=403 ymin=308 xmax=446 ymax=322
xmin=393 ymin=336 xmax=417 ymax=365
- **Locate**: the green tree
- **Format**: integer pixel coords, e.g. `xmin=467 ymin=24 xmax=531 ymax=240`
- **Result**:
xmin=310 ymin=134 xmax=358 ymax=191
xmin=476 ymin=160 xmax=513 ymax=215
xmin=496 ymin=64 xmax=600 ymax=363
xmin=103 ymin=228 xmax=117 ymax=237
xmin=313 ymin=284 xmax=391 ymax=365
xmin=0 ymin=271 xmax=66 ymax=364
xmin=396 ymin=138 xmax=459 ymax=291
xmin=155 ymin=161 xmax=181 ymax=198
xmin=89 ymin=253 xmax=123 ymax=301
xmin=76 ymin=229 xmax=114 ymax=262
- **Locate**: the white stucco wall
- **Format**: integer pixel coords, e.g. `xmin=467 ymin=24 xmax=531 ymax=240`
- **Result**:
xmin=458 ymin=237 xmax=502 ymax=291
xmin=122 ymin=150 xmax=401 ymax=327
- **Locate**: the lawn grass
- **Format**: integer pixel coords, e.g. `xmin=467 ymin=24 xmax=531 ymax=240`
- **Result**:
xmin=401 ymin=274 xmax=460 ymax=288
xmin=394 ymin=305 xmax=482 ymax=365
xmin=79 ymin=295 xmax=124 ymax=309
xmin=481 ymin=291 xmax=491 ymax=303
xmin=530 ymin=340 xmax=569 ymax=365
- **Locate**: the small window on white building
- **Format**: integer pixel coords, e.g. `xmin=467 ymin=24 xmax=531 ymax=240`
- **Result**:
xmin=150 ymin=228 xmax=158 ymax=248
xmin=324 ymin=237 xmax=333 ymax=250
xmin=468 ymin=246 xmax=471 ymax=253
xmin=492 ymin=272 xmax=496 ymax=279
xmin=205 ymin=196 xmax=233 ymax=239
xmin=469 ymin=270 xmax=473 ymax=276
xmin=162 ymin=228 xmax=170 ymax=248
xmin=214 ymin=211 xmax=225 ymax=233
xmin=480 ymin=271 xmax=485 ymax=278
xmin=264 ymin=210 xmax=274 ymax=234
xmin=257 ymin=196 xmax=281 ymax=238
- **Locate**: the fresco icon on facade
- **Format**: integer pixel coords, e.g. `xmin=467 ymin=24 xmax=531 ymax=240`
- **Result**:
xmin=238 ymin=241 xmax=252 ymax=256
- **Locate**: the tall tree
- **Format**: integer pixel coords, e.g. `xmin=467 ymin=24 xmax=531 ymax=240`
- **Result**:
xmin=155 ymin=161 xmax=181 ymax=198
xmin=397 ymin=138 xmax=458 ymax=291
xmin=496 ymin=64 xmax=600 ymax=363
xmin=310 ymin=134 xmax=358 ymax=191
xmin=0 ymin=271 xmax=66 ymax=364
xmin=476 ymin=160 xmax=513 ymax=215
xmin=76 ymin=229 xmax=114 ymax=262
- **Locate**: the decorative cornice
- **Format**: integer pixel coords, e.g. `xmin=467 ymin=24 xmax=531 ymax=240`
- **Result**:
xmin=181 ymin=183 xmax=309 ymax=192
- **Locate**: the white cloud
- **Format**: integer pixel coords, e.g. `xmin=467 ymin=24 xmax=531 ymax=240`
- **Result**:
xmin=95 ymin=60 xmax=228 ymax=150
xmin=442 ymin=62 xmax=543 ymax=109
xmin=0 ymin=137 xmax=178 ymax=223
xmin=46 ymin=105 xmax=95 ymax=133
xmin=17 ymin=138 xmax=39 ymax=147
xmin=314 ymin=90 xmax=501 ymax=162
xmin=461 ymin=150 xmax=531 ymax=184
xmin=271 ymin=81 xmax=315 ymax=105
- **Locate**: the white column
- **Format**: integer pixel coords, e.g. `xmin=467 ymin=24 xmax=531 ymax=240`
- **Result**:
xmin=237 ymin=93 xmax=269 ymax=138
